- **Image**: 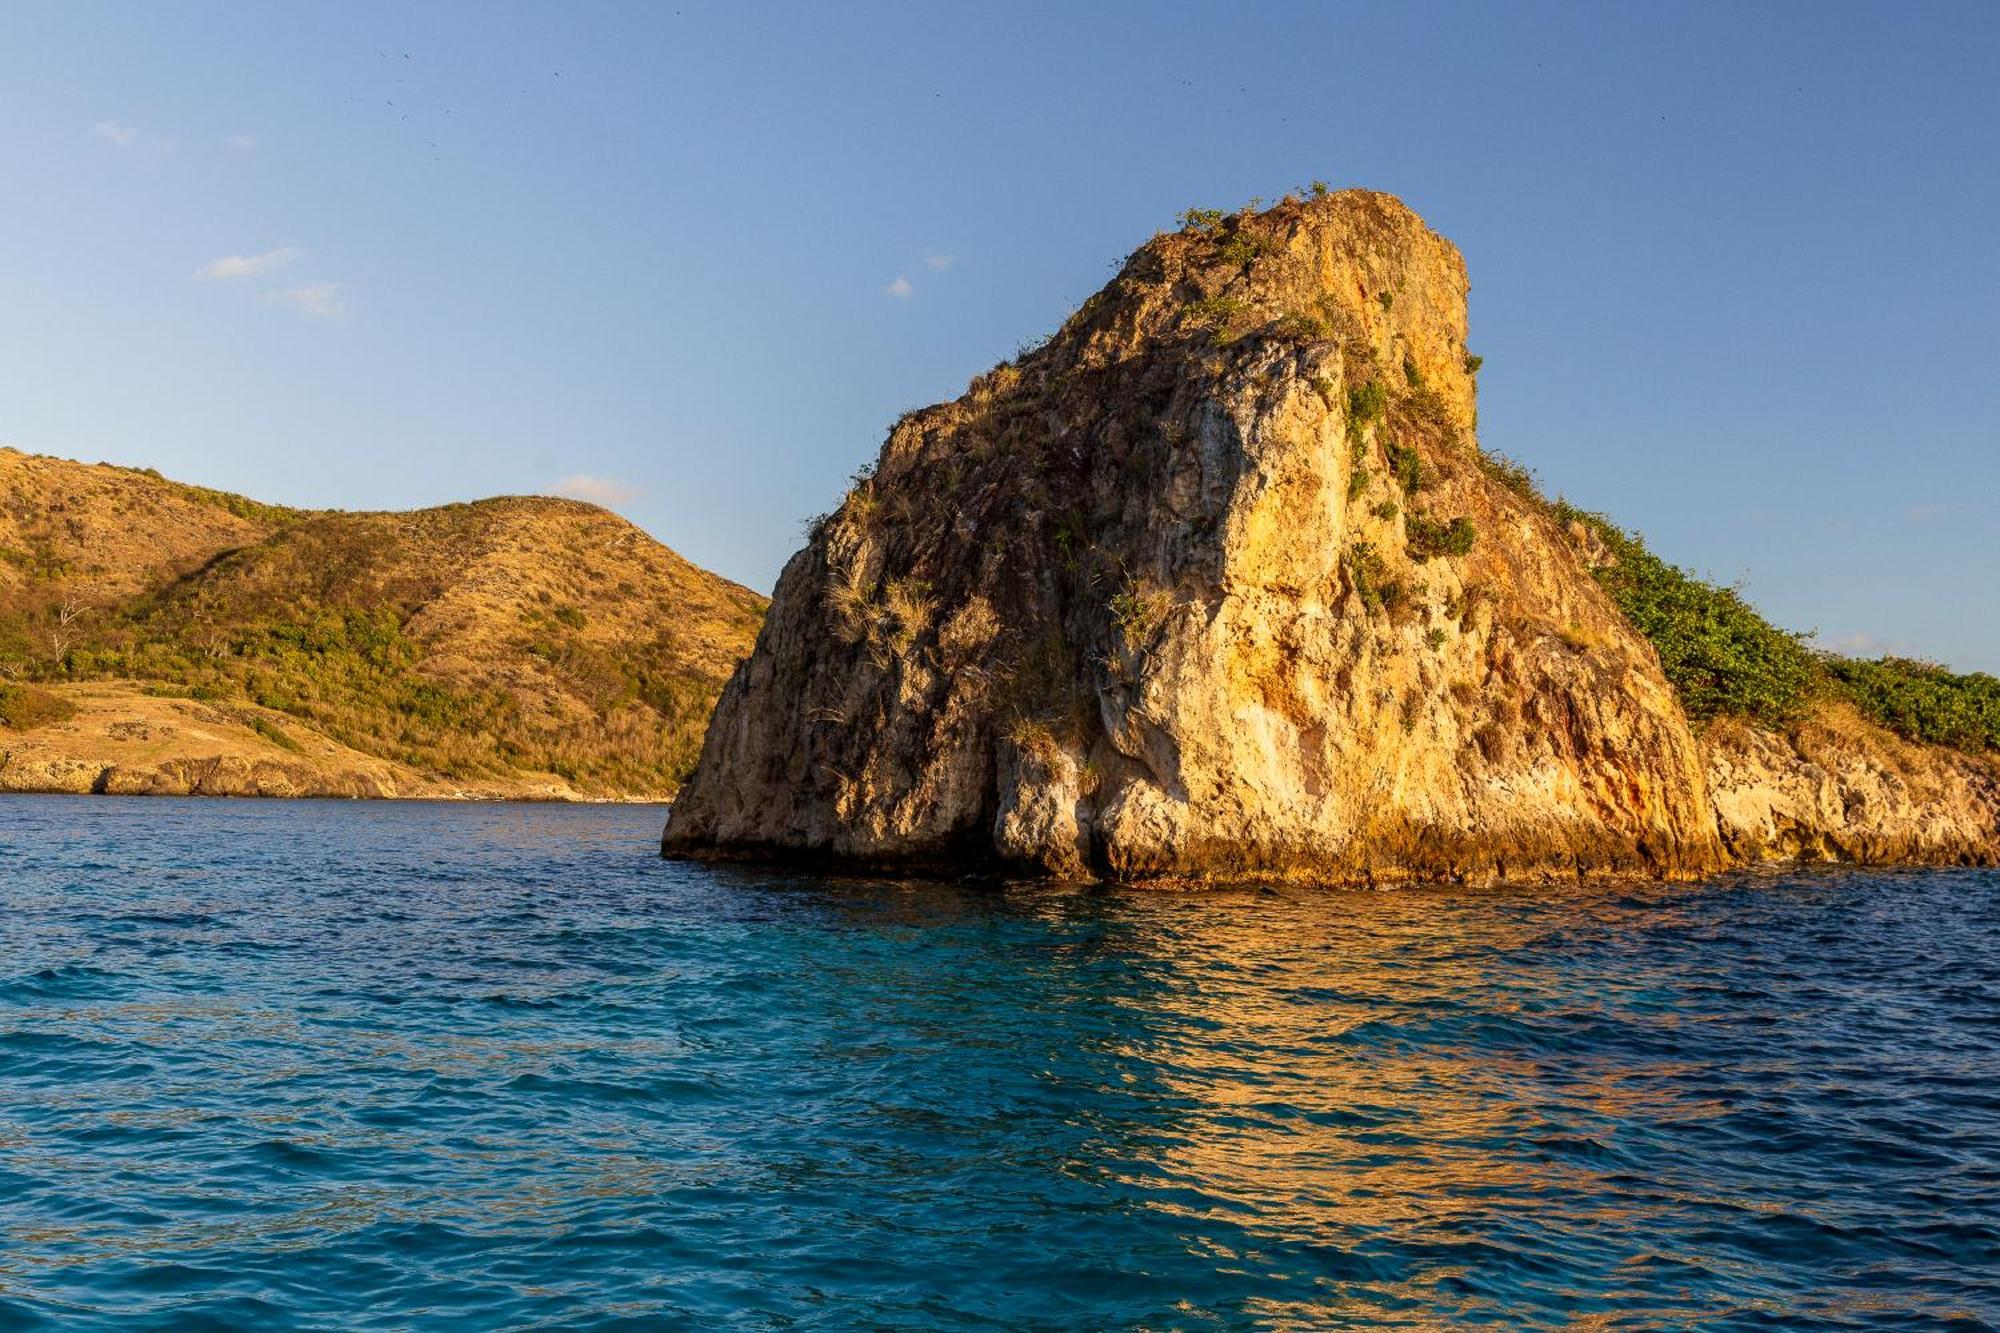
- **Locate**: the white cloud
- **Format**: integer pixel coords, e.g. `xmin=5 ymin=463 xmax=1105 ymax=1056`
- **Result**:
xmin=92 ymin=120 xmax=140 ymax=147
xmin=194 ymin=247 xmax=302 ymax=281
xmin=1814 ymin=630 xmax=1916 ymax=659
xmin=264 ymin=281 xmax=346 ymax=320
xmin=923 ymin=253 xmax=954 ymax=272
xmin=226 ymin=133 xmax=258 ymax=150
xmin=885 ymin=275 xmax=914 ymax=299
xmin=552 ymin=474 xmax=641 ymax=506
xmin=1904 ymin=502 xmax=1948 ymax=522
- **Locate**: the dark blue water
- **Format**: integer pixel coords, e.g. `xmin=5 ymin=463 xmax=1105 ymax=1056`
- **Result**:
xmin=1 ymin=797 xmax=1996 ymax=1329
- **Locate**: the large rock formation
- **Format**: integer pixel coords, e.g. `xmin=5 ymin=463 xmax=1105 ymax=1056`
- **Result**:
xmin=666 ymin=191 xmax=1740 ymax=882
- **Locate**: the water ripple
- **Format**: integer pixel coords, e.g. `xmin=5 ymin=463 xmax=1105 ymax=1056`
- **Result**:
xmin=1 ymin=795 xmax=1996 ymax=1328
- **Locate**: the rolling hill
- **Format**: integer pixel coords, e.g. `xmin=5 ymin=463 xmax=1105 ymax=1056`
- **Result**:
xmin=0 ymin=448 xmax=765 ymax=799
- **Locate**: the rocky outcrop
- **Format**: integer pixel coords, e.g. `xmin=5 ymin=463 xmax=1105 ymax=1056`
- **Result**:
xmin=1704 ymin=707 xmax=2000 ymax=866
xmin=665 ymin=191 xmax=1735 ymax=884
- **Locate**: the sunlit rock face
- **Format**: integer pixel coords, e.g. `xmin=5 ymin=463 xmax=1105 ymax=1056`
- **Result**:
xmin=1702 ymin=707 xmax=2000 ymax=867
xmin=664 ymin=191 xmax=1740 ymax=884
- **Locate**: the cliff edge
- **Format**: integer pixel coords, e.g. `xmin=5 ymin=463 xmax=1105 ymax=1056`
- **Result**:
xmin=666 ymin=190 xmax=1755 ymax=882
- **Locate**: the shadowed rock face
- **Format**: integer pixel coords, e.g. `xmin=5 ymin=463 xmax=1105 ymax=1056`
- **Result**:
xmin=664 ymin=190 xmax=1732 ymax=884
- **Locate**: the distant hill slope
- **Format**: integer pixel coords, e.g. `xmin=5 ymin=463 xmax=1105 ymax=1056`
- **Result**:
xmin=0 ymin=448 xmax=765 ymax=799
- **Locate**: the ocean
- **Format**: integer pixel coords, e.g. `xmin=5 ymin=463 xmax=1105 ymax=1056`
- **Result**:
xmin=2 ymin=796 xmax=1995 ymax=1329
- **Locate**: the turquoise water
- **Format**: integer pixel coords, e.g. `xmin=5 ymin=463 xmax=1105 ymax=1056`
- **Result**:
xmin=1 ymin=797 xmax=1996 ymax=1329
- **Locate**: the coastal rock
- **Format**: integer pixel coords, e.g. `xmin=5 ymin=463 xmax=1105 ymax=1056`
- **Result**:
xmin=1704 ymin=707 xmax=2000 ymax=866
xmin=665 ymin=191 xmax=1728 ymax=883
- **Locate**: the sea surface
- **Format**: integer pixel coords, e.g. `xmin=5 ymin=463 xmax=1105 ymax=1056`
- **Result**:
xmin=1 ymin=797 xmax=1996 ymax=1330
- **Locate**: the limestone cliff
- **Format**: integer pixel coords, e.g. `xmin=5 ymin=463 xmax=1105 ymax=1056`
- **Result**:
xmin=665 ymin=191 xmax=1734 ymax=882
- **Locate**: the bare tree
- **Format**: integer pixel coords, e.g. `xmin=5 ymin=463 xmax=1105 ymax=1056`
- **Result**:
xmin=45 ymin=592 xmax=86 ymax=671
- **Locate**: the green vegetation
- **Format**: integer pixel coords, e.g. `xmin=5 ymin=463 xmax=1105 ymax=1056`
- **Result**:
xmin=1378 ymin=291 xmax=1394 ymax=311
xmin=1385 ymin=440 xmax=1424 ymax=493
xmin=1177 ymin=207 xmax=1227 ymax=235
xmin=1824 ymin=657 xmax=2000 ymax=752
xmin=1558 ymin=506 xmax=1819 ymax=726
xmin=0 ymin=682 xmax=75 ymax=731
xmin=1470 ymin=451 xmax=1996 ymax=751
xmin=1406 ymin=514 xmax=1477 ymax=561
xmin=1342 ymin=541 xmax=1404 ymax=614
xmin=1346 ymin=380 xmax=1388 ymax=431
xmin=1 ymin=457 xmax=765 ymax=793
xmin=244 ymin=711 xmax=303 ymax=753
xmin=1402 ymin=357 xmax=1423 ymax=389
xmin=1218 ymin=226 xmax=1279 ymax=267
xmin=1477 ymin=450 xmax=1543 ymax=501
xmin=1183 ymin=294 xmax=1247 ymax=343
xmin=1464 ymin=353 xmax=1484 ymax=374
xmin=1109 ymin=579 xmax=1174 ymax=646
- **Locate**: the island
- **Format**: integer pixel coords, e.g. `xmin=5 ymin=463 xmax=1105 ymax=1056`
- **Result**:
xmin=664 ymin=190 xmax=2000 ymax=883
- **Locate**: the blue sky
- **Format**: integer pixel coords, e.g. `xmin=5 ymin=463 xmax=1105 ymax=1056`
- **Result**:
xmin=3 ymin=1 xmax=1995 ymax=669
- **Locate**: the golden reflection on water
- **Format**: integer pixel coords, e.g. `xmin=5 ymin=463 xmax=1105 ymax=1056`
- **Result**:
xmin=8 ymin=830 xmax=1994 ymax=1328
xmin=1025 ymin=884 xmax=1718 ymax=1323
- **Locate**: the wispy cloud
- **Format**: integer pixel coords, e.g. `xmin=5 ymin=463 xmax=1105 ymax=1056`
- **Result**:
xmin=225 ymin=133 xmax=258 ymax=150
xmin=1814 ymin=630 xmax=1917 ymax=659
xmin=92 ymin=120 xmax=140 ymax=147
xmin=885 ymin=275 xmax=914 ymax=299
xmin=1904 ymin=502 xmax=1949 ymax=522
xmin=264 ymin=281 xmax=346 ymax=320
xmin=194 ymin=247 xmax=301 ymax=281
xmin=553 ymin=474 xmax=641 ymax=506
xmin=923 ymin=253 xmax=955 ymax=272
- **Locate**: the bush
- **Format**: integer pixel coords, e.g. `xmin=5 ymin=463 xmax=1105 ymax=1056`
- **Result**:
xmin=1218 ymin=227 xmax=1279 ymax=267
xmin=1407 ymin=514 xmax=1476 ymax=560
xmin=1346 ymin=380 xmax=1388 ymax=431
xmin=1563 ymin=508 xmax=1819 ymax=726
xmin=1825 ymin=657 xmax=2000 ymax=752
xmin=1385 ymin=441 xmax=1424 ymax=493
xmin=1178 ymin=207 xmax=1226 ymax=235
xmin=1342 ymin=541 xmax=1403 ymax=614
xmin=1183 ymin=295 xmax=1246 ymax=342
xmin=1475 ymin=455 xmax=1995 ymax=751
xmin=0 ymin=682 xmax=75 ymax=730
xmin=1477 ymin=451 xmax=1545 ymax=503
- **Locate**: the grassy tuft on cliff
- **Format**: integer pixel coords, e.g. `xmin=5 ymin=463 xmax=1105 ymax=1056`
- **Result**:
xmin=0 ymin=449 xmax=765 ymax=796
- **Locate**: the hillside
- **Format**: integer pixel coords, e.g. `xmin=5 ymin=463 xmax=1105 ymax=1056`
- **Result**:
xmin=0 ymin=449 xmax=765 ymax=799
xmin=665 ymin=190 xmax=1997 ymax=882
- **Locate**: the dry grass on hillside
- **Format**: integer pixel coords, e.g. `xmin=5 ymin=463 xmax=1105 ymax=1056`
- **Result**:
xmin=0 ymin=449 xmax=765 ymax=797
